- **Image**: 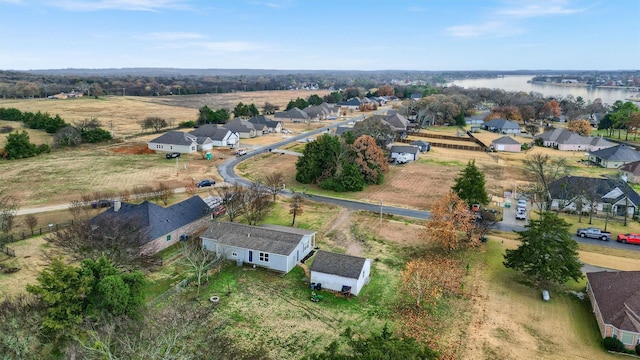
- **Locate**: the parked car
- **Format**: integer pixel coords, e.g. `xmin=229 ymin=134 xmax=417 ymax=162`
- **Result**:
xmin=91 ymin=199 xmax=113 ymax=209
xmin=517 ymin=199 xmax=527 ymax=209
xmin=166 ymin=152 xmax=180 ymax=159
xmin=515 ymin=208 xmax=526 ymax=220
xmin=616 ymin=233 xmax=640 ymax=244
xmin=576 ymin=227 xmax=611 ymax=241
xmin=196 ymin=179 xmax=215 ymax=188
xmin=235 ymin=148 xmax=247 ymax=156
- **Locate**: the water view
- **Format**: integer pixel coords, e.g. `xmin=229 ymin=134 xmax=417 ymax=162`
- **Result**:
xmin=449 ymin=75 xmax=636 ymax=106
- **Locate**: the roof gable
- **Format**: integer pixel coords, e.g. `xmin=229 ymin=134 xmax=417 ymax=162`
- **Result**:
xmin=310 ymin=250 xmax=367 ymax=279
xmin=492 ymin=136 xmax=521 ymax=145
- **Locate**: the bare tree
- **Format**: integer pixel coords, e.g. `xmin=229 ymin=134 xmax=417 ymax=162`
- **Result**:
xmin=141 ymin=116 xmax=168 ymax=133
xmin=521 ymin=154 xmax=570 ymax=211
xmin=69 ymin=199 xmax=90 ymax=220
xmin=244 ymin=183 xmax=271 ymax=226
xmin=216 ymin=183 xmax=247 ymax=222
xmin=262 ymin=171 xmax=284 ymax=201
xmin=180 ymin=239 xmax=223 ymax=298
xmin=24 ymin=214 xmax=38 ymax=235
xmin=155 ymin=183 xmax=174 ymax=206
xmin=0 ymin=193 xmax=18 ymax=237
xmin=44 ymin=216 xmax=152 ymax=270
xmin=289 ymin=189 xmax=307 ymax=226
xmin=185 ymin=181 xmax=198 ymax=197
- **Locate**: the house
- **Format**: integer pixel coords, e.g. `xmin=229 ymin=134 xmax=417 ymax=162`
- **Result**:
xmin=337 ymin=98 xmax=362 ymax=110
xmin=389 ymin=145 xmax=420 ymax=162
xmin=304 ymin=104 xmax=331 ymax=121
xmin=382 ymin=113 xmax=412 ymax=132
xmin=589 ymin=145 xmax=640 ymax=168
xmin=194 ymin=137 xmax=214 ymax=152
xmin=619 ymin=160 xmax=640 ymax=183
xmin=482 ymin=119 xmax=521 ymax=134
xmin=91 ymin=197 xmax=212 ymax=255
xmin=309 ymin=250 xmax=372 ymax=296
xmin=491 ymin=136 xmax=521 ymax=152
xmin=586 ymin=271 xmax=640 ymax=349
xmin=534 ymin=128 xmax=615 ymax=151
xmin=190 ymin=125 xmax=240 ymax=148
xmin=548 ymin=175 xmax=640 ymax=216
xmin=225 ymin=118 xmax=259 ymax=138
xmin=201 ymin=222 xmax=316 ymax=274
xmin=410 ymin=140 xmax=431 ymax=152
xmin=248 ymin=115 xmax=283 ymax=133
xmin=274 ymin=107 xmax=310 ymax=123
xmin=147 ymin=130 xmax=198 ymax=154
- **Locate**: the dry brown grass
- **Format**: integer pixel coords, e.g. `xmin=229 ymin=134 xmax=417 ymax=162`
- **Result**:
xmin=0 ymin=90 xmax=330 ymax=138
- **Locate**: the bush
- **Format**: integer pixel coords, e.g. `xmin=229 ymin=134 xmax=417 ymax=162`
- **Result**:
xmin=636 ymin=342 xmax=640 ymax=355
xmin=603 ymin=336 xmax=625 ymax=352
xmin=179 ymin=121 xmax=196 ymax=128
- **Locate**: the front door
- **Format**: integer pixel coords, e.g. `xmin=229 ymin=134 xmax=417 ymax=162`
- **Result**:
xmin=249 ymin=251 xmax=253 ymax=262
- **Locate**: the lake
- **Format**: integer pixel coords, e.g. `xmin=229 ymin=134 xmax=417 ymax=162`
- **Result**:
xmin=448 ymin=75 xmax=637 ymax=106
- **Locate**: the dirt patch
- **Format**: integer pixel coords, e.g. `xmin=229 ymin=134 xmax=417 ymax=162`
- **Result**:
xmin=109 ymin=143 xmax=156 ymax=155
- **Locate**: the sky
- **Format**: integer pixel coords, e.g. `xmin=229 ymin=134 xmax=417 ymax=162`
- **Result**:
xmin=1 ymin=0 xmax=639 ymax=71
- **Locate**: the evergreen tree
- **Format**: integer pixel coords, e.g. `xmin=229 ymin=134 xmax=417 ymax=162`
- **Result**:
xmin=503 ymin=212 xmax=583 ymax=285
xmin=451 ymin=159 xmax=489 ymax=207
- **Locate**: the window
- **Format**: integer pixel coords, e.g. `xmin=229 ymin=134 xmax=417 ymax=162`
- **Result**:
xmin=231 ymin=252 xmax=238 ymax=258
xmin=259 ymin=252 xmax=269 ymax=262
xmin=621 ymin=331 xmax=634 ymax=345
xmin=303 ymin=240 xmax=309 ymax=251
xmin=166 ymin=235 xmax=171 ymax=241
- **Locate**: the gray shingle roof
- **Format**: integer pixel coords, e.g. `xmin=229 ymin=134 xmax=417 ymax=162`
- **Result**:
xmin=590 ymin=145 xmax=640 ymax=162
xmin=92 ymin=197 xmax=211 ymax=244
xmin=492 ymin=136 xmax=521 ymax=145
xmin=619 ymin=160 xmax=640 ymax=176
xmin=383 ymin=113 xmax=410 ymax=131
xmin=248 ymin=115 xmax=280 ymax=129
xmin=310 ymin=250 xmax=367 ymax=279
xmin=225 ymin=118 xmax=256 ymax=133
xmin=189 ymin=124 xmax=219 ymax=137
xmin=149 ymin=130 xmax=197 ymax=146
xmin=201 ymin=222 xmax=314 ymax=256
xmin=549 ymin=175 xmax=640 ymax=206
xmin=587 ymin=271 xmax=640 ymax=333
xmin=390 ymin=145 xmax=420 ymax=155
xmin=483 ymin=118 xmax=521 ymax=130
xmin=274 ymin=107 xmax=309 ymax=119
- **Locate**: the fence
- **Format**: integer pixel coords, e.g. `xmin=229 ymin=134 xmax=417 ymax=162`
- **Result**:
xmin=1 ymin=221 xmax=74 ymax=244
xmin=400 ymin=138 xmax=485 ymax=152
xmin=408 ymin=131 xmax=477 ymax=143
xmin=0 ymin=245 xmax=15 ymax=257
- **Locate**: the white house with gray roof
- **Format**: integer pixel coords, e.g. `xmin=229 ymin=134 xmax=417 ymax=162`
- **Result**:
xmin=201 ymin=222 xmax=316 ymax=274
xmin=310 ymin=250 xmax=372 ymax=296
xmin=589 ymin=145 xmax=640 ymax=169
xmin=389 ymin=145 xmax=420 ymax=162
xmin=491 ymin=136 xmax=521 ymax=152
xmin=147 ymin=130 xmax=198 ymax=154
xmin=482 ymin=119 xmax=521 ymax=134
xmin=274 ymin=107 xmax=310 ymax=122
xmin=535 ymin=128 xmax=615 ymax=151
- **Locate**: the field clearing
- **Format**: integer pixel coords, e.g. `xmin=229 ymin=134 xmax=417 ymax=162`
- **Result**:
xmin=0 ymin=90 xmax=330 ymax=137
xmin=462 ymin=239 xmax=619 ymax=360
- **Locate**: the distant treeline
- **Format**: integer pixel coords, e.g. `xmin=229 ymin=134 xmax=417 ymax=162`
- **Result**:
xmin=1 ymin=68 xmax=634 ymax=100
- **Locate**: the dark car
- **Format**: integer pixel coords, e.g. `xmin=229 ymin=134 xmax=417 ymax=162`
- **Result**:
xmin=196 ymin=179 xmax=215 ymax=188
xmin=91 ymin=199 xmax=113 ymax=209
xmin=166 ymin=152 xmax=180 ymax=159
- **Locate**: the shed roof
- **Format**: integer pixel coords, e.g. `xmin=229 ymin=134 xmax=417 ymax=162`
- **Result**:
xmin=390 ymin=145 xmax=420 ymax=155
xmin=310 ymin=250 xmax=368 ymax=279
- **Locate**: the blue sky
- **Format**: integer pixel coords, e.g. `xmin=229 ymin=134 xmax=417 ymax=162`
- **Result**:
xmin=1 ymin=0 xmax=639 ymax=71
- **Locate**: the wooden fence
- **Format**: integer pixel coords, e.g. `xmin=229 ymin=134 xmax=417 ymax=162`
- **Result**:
xmin=400 ymin=138 xmax=485 ymax=152
xmin=1 ymin=221 xmax=74 ymax=244
xmin=0 ymin=245 xmax=15 ymax=257
xmin=408 ymin=131 xmax=477 ymax=142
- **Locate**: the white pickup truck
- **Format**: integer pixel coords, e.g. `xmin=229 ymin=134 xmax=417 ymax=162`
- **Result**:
xmin=576 ymin=227 xmax=611 ymax=241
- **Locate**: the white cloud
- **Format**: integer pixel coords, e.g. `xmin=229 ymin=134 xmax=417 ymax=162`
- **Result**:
xmin=51 ymin=0 xmax=192 ymax=12
xmin=137 ymin=32 xmax=205 ymax=41
xmin=497 ymin=0 xmax=585 ymax=18
xmin=446 ymin=21 xmax=521 ymax=38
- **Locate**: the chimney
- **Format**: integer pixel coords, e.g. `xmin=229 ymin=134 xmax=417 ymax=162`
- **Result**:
xmin=114 ymin=201 xmax=121 ymax=212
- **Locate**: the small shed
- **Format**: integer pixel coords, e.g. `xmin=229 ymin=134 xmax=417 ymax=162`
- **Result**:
xmin=309 ymin=251 xmax=372 ymax=296
xmin=410 ymin=140 xmax=431 ymax=152
xmin=389 ymin=145 xmax=420 ymax=162
xmin=491 ymin=136 xmax=521 ymax=152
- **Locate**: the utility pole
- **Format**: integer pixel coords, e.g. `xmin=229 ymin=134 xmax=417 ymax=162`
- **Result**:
xmin=122 ymin=88 xmax=126 ymax=97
